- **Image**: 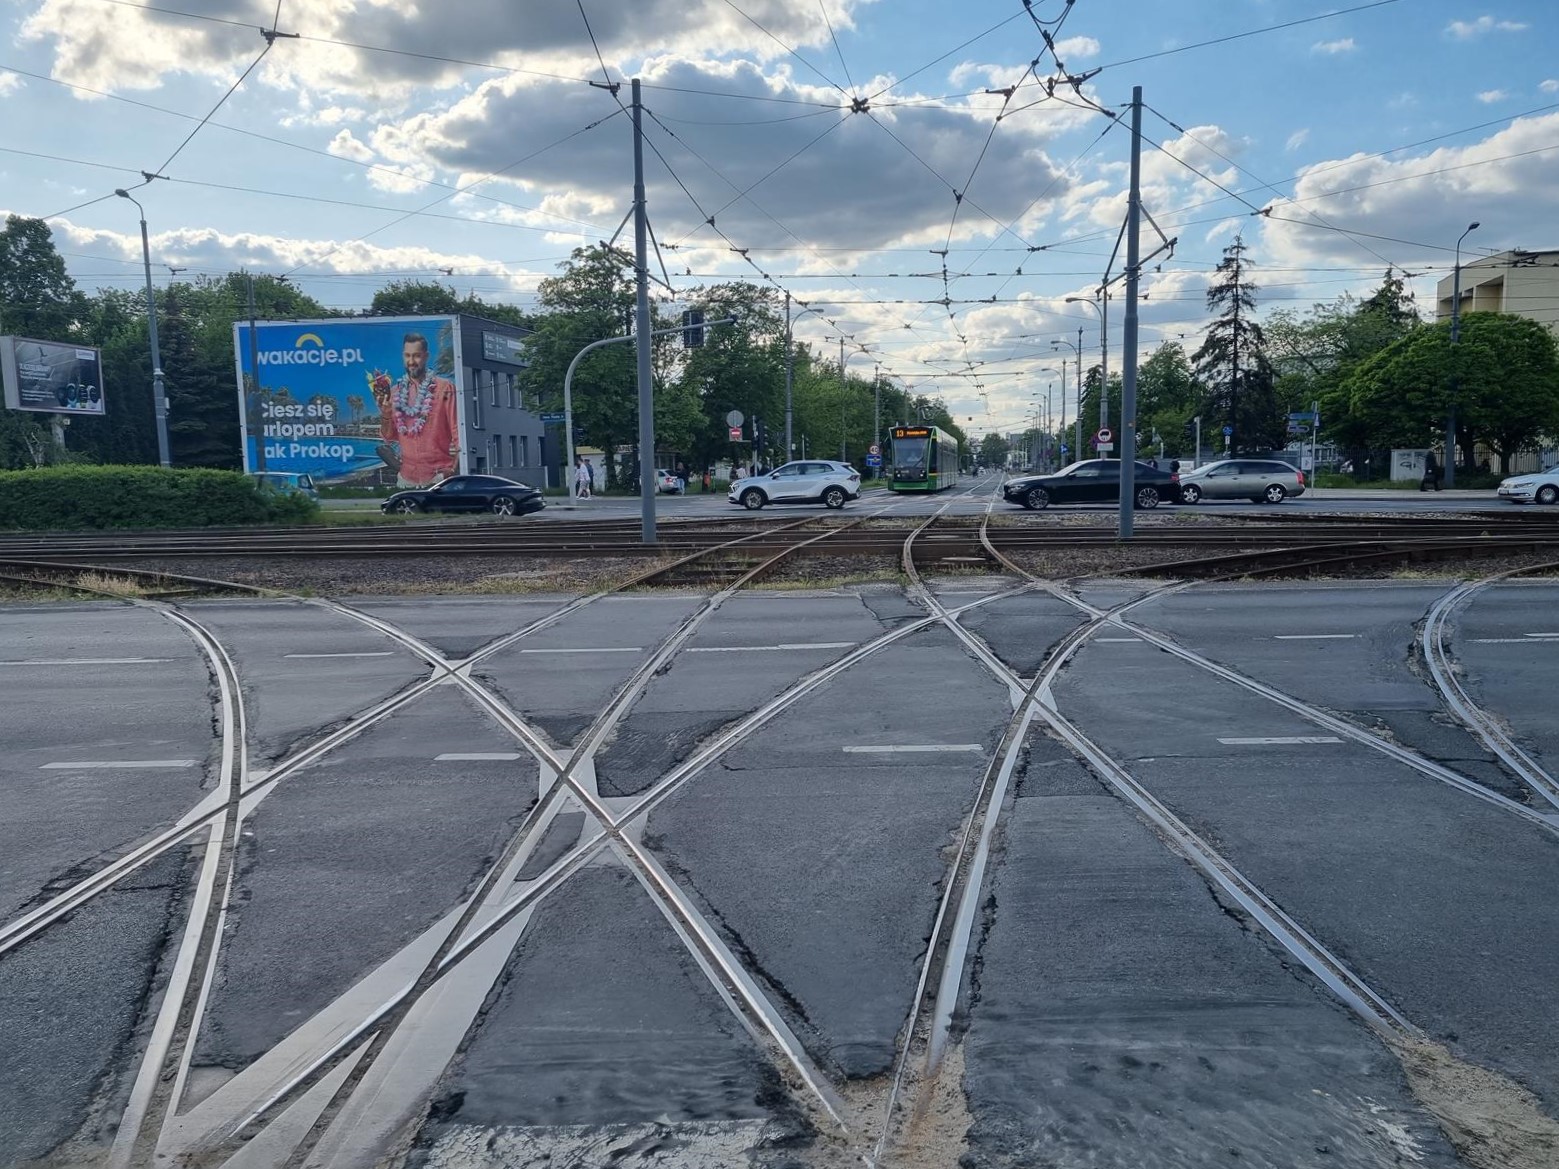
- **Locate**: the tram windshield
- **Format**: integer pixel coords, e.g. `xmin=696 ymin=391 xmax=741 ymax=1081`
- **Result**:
xmin=893 ymin=434 xmax=930 ymax=474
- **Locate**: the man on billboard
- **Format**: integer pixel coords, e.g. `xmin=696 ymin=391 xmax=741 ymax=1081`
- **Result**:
xmin=371 ymin=332 xmax=459 ymax=487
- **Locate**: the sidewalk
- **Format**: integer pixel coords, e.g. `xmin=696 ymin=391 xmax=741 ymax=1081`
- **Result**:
xmin=1304 ymin=487 xmax=1493 ymax=501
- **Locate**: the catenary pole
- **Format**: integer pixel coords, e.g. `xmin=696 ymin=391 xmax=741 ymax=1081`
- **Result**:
xmin=632 ymin=79 xmax=656 ymax=543
xmin=784 ymin=291 xmax=794 ymax=456
xmin=1118 ymin=86 xmax=1144 ymax=540
xmin=246 ymin=275 xmax=266 ymax=473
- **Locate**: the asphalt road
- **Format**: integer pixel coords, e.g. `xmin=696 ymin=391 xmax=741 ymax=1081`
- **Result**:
xmin=4 ymin=576 xmax=1558 ymax=1168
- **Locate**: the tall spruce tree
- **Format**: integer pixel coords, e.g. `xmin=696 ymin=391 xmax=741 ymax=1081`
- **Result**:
xmin=1192 ymin=236 xmax=1279 ymax=455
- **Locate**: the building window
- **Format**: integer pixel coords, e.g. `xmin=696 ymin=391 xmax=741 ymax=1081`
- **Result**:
xmin=504 ymin=373 xmax=516 ymax=409
xmin=510 ymin=435 xmax=519 ymax=467
xmin=469 ymin=370 xmax=482 ymax=429
xmin=488 ymin=370 xmax=499 ymax=408
xmin=494 ymin=434 xmax=504 ymax=467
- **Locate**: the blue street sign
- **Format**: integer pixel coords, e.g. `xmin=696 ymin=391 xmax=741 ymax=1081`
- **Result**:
xmin=865 ymin=454 xmax=882 ymax=467
xmin=540 ymin=412 xmax=565 ymax=423
xmin=1222 ymin=425 xmax=1233 ymax=436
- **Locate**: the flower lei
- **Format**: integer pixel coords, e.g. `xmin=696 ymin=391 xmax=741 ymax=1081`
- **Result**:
xmin=392 ymin=377 xmax=436 ymax=437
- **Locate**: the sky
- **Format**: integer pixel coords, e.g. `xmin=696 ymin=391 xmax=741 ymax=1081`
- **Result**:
xmin=2 ymin=0 xmax=1556 ymax=434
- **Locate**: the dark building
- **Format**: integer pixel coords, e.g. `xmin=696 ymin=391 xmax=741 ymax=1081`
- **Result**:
xmin=456 ymin=315 xmax=549 ymax=489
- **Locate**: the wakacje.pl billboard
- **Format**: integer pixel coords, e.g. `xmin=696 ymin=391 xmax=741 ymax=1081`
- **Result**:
xmin=1 ymin=335 xmax=106 ymax=415
xmin=233 ymin=316 xmax=468 ymax=486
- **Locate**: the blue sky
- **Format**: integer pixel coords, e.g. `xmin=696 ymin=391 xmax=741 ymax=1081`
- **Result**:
xmin=3 ymin=0 xmax=1555 ymax=431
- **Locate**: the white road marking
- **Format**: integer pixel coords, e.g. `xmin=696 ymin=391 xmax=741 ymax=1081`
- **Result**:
xmin=284 ymin=651 xmax=395 ymax=659
xmin=434 ymin=752 xmax=523 ymax=761
xmin=686 ymin=642 xmax=855 ymax=653
xmin=1217 ymin=736 xmax=1344 ymax=746
xmin=1273 ymin=634 xmax=1357 ymax=640
xmin=1525 ymin=632 xmax=1559 ymax=638
xmin=1096 ymin=637 xmax=1144 ymax=643
xmin=517 ymin=646 xmax=643 ymax=654
xmin=0 ymin=657 xmax=174 ymax=665
xmin=41 ymin=759 xmax=199 ymax=769
xmin=1469 ymin=638 xmax=1559 ymax=644
xmin=843 ymin=744 xmax=985 ymax=754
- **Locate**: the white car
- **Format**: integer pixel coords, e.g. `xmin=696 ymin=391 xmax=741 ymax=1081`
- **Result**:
xmin=654 ymin=468 xmax=684 ymax=494
xmin=1497 ymin=467 xmax=1559 ymax=505
xmin=729 ymin=460 xmax=861 ymax=510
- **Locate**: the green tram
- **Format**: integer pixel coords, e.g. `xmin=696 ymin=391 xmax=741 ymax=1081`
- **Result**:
xmin=888 ymin=424 xmax=961 ymax=492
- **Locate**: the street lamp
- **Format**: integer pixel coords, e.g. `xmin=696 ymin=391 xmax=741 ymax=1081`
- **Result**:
xmin=784 ymin=293 xmax=827 ymax=456
xmin=114 ymin=188 xmax=170 ymax=467
xmin=1065 ymin=289 xmax=1108 ymax=430
xmin=1445 ymin=220 xmax=1480 ymax=488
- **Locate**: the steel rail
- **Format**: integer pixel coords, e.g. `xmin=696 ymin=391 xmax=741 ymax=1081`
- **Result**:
xmin=1422 ymin=565 xmax=1559 ymax=812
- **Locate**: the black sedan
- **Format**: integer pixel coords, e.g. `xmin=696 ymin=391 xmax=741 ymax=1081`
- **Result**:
xmin=381 ymin=475 xmax=545 ymax=517
xmin=1003 ymin=459 xmax=1180 ymax=510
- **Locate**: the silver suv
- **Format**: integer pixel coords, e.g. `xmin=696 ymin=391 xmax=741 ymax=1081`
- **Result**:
xmin=1178 ymin=459 xmax=1307 ymax=504
xmin=729 ymin=460 xmax=861 ymax=510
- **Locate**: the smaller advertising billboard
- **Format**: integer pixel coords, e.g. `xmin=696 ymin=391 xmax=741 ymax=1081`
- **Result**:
xmin=234 ymin=316 xmax=467 ymax=486
xmin=1 ymin=335 xmax=107 ymax=415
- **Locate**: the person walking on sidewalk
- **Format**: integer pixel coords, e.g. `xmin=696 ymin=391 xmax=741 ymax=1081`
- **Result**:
xmin=1420 ymin=450 xmax=1443 ymax=492
xmin=574 ymin=455 xmax=592 ymax=500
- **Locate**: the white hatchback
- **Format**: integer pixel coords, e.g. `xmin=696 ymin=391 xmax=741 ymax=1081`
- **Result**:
xmin=729 ymin=460 xmax=861 ymax=510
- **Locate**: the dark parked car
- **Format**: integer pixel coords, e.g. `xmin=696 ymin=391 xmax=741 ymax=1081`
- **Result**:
xmin=1002 ymin=459 xmax=1180 ymax=510
xmin=381 ymin=475 xmax=544 ymax=517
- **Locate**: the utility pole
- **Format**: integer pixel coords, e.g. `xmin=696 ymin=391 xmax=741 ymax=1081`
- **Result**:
xmin=246 ymin=274 xmax=267 ymax=473
xmin=1446 ymin=221 xmax=1480 ymax=487
xmin=115 ymin=187 xmax=170 ymax=467
xmin=784 ymin=291 xmax=794 ymax=457
xmin=872 ymin=363 xmax=881 ymax=480
xmin=1118 ymin=85 xmax=1144 ymax=540
xmin=631 ymin=78 xmax=656 ymax=543
xmin=835 ymin=336 xmax=848 ymax=461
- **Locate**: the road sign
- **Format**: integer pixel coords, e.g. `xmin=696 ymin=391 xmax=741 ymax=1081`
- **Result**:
xmin=868 ymin=443 xmax=880 ymax=456
xmin=726 ymin=410 xmax=744 ymax=428
xmin=1095 ymin=427 xmax=1113 ymax=444
xmin=728 ymin=426 xmax=743 ymax=441
xmin=540 ymin=412 xmax=565 ymax=423
xmin=1222 ymin=425 xmax=1233 ymax=436
xmin=1098 ymin=443 xmax=1114 ymax=452
xmin=865 ymin=454 xmax=882 ymax=467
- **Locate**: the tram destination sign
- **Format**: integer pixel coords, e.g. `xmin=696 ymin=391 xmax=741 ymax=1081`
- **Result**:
xmin=893 ymin=425 xmax=932 ymax=438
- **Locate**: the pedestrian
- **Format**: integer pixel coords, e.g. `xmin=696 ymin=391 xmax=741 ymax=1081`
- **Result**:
xmin=574 ymin=456 xmax=592 ymax=499
xmin=1420 ymin=450 xmax=1441 ymax=492
xmin=701 ymin=468 xmax=711 ymax=493
xmin=733 ymin=465 xmax=745 ymax=481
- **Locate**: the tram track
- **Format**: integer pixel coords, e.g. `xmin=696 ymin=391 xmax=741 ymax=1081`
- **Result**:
xmin=10 ymin=476 xmax=1559 ymax=1168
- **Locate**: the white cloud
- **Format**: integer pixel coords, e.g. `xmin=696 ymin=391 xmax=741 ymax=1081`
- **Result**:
xmin=1541 ymin=80 xmax=1559 ymax=94
xmin=1388 ymin=91 xmax=1418 ymax=109
xmin=326 ymin=129 xmax=375 ymax=164
xmin=18 ymin=0 xmax=873 ymax=99
xmin=1286 ymin=128 xmax=1311 ymax=152
xmin=0 ymin=73 xmax=21 ymax=96
xmin=1312 ymin=38 xmax=1356 ymax=54
xmin=1446 ymin=15 xmax=1528 ymax=39
xmin=1476 ymin=89 xmax=1510 ymax=104
xmin=1052 ymin=36 xmax=1101 ymax=61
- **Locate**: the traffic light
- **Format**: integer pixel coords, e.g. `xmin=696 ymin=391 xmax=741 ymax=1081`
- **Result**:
xmin=682 ymin=308 xmax=705 ymax=348
xmin=1182 ymin=419 xmax=1195 ymax=440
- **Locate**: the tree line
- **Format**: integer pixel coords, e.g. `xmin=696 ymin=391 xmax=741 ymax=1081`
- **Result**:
xmin=0 ymin=218 xmax=962 ymax=480
xmin=984 ymin=235 xmax=1559 ymax=479
xmin=5 ymin=217 xmax=1555 ymax=480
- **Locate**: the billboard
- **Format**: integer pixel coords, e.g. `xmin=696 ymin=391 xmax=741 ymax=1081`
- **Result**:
xmin=233 ymin=316 xmax=467 ymax=486
xmin=1 ymin=336 xmax=107 ymax=415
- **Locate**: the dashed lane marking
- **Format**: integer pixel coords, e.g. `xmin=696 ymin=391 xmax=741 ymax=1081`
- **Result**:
xmin=434 ymin=752 xmax=524 ymax=761
xmin=1273 ymin=634 xmax=1357 ymax=640
xmin=0 ymin=658 xmax=175 ymax=665
xmin=685 ymin=642 xmax=855 ymax=653
xmin=41 ymin=759 xmax=200 ymax=769
xmin=1096 ymin=637 xmax=1144 ymax=642
xmin=284 ymin=651 xmax=396 ymax=659
xmin=1469 ymin=636 xmax=1559 ymax=643
xmin=517 ymin=647 xmax=643 ymax=654
xmin=843 ymin=744 xmax=985 ymax=754
xmin=1216 ymin=736 xmax=1344 ymax=746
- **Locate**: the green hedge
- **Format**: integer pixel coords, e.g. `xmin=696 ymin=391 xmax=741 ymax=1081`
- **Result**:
xmin=0 ymin=465 xmax=319 ymax=530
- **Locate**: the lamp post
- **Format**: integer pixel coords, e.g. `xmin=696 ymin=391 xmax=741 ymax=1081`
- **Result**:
xmin=1065 ymin=290 xmax=1108 ymax=431
xmin=114 ymin=188 xmax=170 ymax=467
xmin=1445 ymin=221 xmax=1480 ymax=488
xmin=784 ymin=294 xmax=826 ymax=457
